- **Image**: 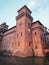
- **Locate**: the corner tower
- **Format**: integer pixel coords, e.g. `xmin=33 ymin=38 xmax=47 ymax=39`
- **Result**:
xmin=15 ymin=5 xmax=33 ymax=57
xmin=31 ymin=21 xmax=46 ymax=57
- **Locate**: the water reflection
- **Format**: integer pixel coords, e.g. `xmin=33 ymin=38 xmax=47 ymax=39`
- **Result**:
xmin=0 ymin=56 xmax=49 ymax=65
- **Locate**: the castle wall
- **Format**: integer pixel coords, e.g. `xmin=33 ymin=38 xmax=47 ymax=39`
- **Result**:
xmin=45 ymin=34 xmax=49 ymax=48
xmin=24 ymin=15 xmax=33 ymax=56
xmin=1 ymin=27 xmax=16 ymax=55
xmin=32 ymin=23 xmax=44 ymax=57
xmin=32 ymin=22 xmax=42 ymax=28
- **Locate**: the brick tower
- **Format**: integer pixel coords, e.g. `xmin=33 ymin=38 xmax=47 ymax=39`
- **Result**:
xmin=0 ymin=22 xmax=8 ymax=49
xmin=31 ymin=21 xmax=46 ymax=57
xmin=15 ymin=5 xmax=33 ymax=57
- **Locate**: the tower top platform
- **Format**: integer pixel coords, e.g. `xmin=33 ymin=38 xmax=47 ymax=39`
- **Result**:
xmin=17 ymin=5 xmax=32 ymax=15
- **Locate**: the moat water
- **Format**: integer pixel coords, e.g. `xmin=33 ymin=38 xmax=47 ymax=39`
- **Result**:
xmin=0 ymin=56 xmax=49 ymax=65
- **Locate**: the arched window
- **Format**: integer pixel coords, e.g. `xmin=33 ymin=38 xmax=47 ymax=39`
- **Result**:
xmin=35 ymin=32 xmax=37 ymax=35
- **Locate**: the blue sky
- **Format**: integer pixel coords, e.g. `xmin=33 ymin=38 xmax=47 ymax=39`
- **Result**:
xmin=0 ymin=0 xmax=49 ymax=29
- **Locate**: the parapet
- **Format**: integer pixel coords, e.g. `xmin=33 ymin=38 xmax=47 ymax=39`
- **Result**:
xmin=17 ymin=5 xmax=32 ymax=15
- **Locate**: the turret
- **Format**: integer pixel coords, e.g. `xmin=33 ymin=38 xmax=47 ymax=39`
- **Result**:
xmin=0 ymin=22 xmax=8 ymax=33
xmin=0 ymin=22 xmax=8 ymax=41
xmin=15 ymin=5 xmax=33 ymax=57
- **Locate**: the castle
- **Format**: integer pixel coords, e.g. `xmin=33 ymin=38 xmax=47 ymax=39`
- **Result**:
xmin=0 ymin=5 xmax=49 ymax=57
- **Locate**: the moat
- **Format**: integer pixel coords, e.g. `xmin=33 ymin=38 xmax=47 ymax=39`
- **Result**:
xmin=0 ymin=56 xmax=49 ymax=65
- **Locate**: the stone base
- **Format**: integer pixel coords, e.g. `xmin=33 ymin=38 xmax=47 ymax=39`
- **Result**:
xmin=13 ymin=48 xmax=33 ymax=57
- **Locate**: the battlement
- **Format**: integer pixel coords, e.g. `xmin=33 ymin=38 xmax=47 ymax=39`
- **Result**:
xmin=18 ymin=5 xmax=32 ymax=15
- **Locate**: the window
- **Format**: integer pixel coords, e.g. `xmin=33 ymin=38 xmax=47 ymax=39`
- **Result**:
xmin=21 ymin=32 xmax=22 ymax=36
xmin=29 ymin=42 xmax=31 ymax=46
xmin=18 ymin=42 xmax=20 ymax=46
xmin=35 ymin=46 xmax=37 ymax=49
xmin=35 ymin=32 xmax=37 ymax=35
xmin=12 ymin=42 xmax=13 ymax=44
xmin=12 ymin=42 xmax=13 ymax=47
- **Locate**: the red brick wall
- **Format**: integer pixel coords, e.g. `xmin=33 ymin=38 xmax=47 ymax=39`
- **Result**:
xmin=32 ymin=23 xmax=44 ymax=57
xmin=1 ymin=27 xmax=16 ymax=55
xmin=15 ymin=10 xmax=33 ymax=57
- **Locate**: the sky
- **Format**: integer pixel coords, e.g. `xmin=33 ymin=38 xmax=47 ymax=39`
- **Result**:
xmin=0 ymin=0 xmax=49 ymax=29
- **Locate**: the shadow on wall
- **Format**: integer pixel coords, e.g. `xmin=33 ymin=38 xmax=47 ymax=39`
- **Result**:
xmin=45 ymin=52 xmax=49 ymax=61
xmin=0 ymin=50 xmax=12 ymax=56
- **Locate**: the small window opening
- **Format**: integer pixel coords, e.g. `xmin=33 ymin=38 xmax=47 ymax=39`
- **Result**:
xmin=35 ymin=46 xmax=37 ymax=49
xmin=35 ymin=32 xmax=37 ymax=35
xmin=18 ymin=42 xmax=20 ymax=46
xmin=21 ymin=32 xmax=22 ymax=36
xmin=29 ymin=42 xmax=31 ymax=46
